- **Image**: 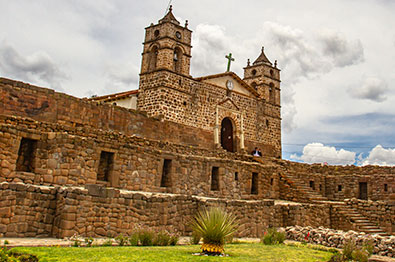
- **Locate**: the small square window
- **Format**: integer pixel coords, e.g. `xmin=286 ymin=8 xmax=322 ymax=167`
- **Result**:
xmin=338 ymin=185 xmax=342 ymax=192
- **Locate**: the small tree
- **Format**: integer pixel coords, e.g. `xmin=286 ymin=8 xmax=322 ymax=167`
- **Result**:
xmin=191 ymin=207 xmax=238 ymax=255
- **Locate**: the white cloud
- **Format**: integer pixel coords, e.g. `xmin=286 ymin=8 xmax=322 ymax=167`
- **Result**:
xmin=360 ymin=145 xmax=395 ymax=166
xmin=318 ymin=29 xmax=364 ymax=67
xmin=0 ymin=41 xmax=67 ymax=91
xmin=291 ymin=143 xmax=356 ymax=165
xmin=348 ymin=76 xmax=389 ymax=102
xmin=191 ymin=24 xmax=230 ymax=76
xmin=100 ymin=61 xmax=140 ymax=95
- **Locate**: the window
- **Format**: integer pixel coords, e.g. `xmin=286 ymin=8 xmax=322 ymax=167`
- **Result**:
xmin=270 ymin=178 xmax=274 ymax=185
xmin=160 ymin=159 xmax=172 ymax=187
xmin=234 ymin=172 xmax=238 ymax=181
xmin=251 ymin=82 xmax=257 ymax=90
xmin=338 ymin=185 xmax=342 ymax=192
xmin=211 ymin=167 xmax=219 ymax=191
xmin=269 ymin=83 xmax=275 ymax=103
xmin=252 ymin=69 xmax=257 ymax=76
xmin=16 ymin=138 xmax=37 ymax=172
xmin=384 ymin=184 xmax=388 ymax=192
xmin=173 ymin=47 xmax=182 ymax=73
xmin=309 ymin=181 xmax=315 ymax=190
xmin=251 ymin=172 xmax=259 ymax=194
xmin=319 ymin=184 xmax=322 ymax=191
xmin=154 ymin=30 xmax=160 ymax=38
xmin=148 ymin=46 xmax=158 ymax=71
xmin=97 ymin=151 xmax=114 ymax=182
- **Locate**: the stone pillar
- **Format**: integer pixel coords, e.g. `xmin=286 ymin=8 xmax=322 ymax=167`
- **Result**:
xmin=214 ymin=106 xmax=220 ymax=147
xmin=240 ymin=113 xmax=245 ymax=150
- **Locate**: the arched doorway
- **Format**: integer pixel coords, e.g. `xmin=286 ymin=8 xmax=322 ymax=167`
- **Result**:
xmin=221 ymin=117 xmax=234 ymax=152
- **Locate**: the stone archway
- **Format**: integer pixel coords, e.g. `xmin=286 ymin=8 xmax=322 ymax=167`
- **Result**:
xmin=221 ymin=117 xmax=234 ymax=152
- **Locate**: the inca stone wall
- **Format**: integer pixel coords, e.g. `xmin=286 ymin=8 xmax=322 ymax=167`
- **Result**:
xmin=0 ymin=78 xmax=394 ymax=238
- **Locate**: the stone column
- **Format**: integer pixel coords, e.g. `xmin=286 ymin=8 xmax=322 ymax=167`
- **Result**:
xmin=240 ymin=113 xmax=245 ymax=150
xmin=214 ymin=106 xmax=220 ymax=147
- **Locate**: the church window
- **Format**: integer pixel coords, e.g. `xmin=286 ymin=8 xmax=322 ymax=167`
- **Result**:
xmin=173 ymin=47 xmax=182 ymax=73
xmin=148 ymin=46 xmax=158 ymax=71
xmin=16 ymin=137 xmax=37 ymax=172
xmin=97 ymin=151 xmax=114 ymax=182
xmin=252 ymin=69 xmax=257 ymax=76
xmin=269 ymin=83 xmax=274 ymax=102
xmin=154 ymin=30 xmax=160 ymax=38
xmin=251 ymin=172 xmax=259 ymax=194
xmin=211 ymin=167 xmax=219 ymax=191
xmin=160 ymin=159 xmax=172 ymax=187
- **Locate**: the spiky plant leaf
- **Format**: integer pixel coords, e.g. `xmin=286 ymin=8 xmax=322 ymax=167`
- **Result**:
xmin=191 ymin=207 xmax=238 ymax=250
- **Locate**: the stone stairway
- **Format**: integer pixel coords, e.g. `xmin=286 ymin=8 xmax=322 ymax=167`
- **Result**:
xmin=280 ymin=172 xmax=389 ymax=236
xmin=282 ymin=172 xmax=328 ymax=202
xmin=331 ymin=202 xmax=388 ymax=236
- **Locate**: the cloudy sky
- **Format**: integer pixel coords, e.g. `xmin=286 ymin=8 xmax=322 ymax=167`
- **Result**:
xmin=1 ymin=0 xmax=395 ymax=166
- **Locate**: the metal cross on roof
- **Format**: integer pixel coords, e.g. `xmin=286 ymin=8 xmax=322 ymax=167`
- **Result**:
xmin=225 ymin=53 xmax=235 ymax=72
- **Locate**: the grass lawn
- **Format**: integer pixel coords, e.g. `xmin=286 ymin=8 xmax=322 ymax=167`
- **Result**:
xmin=12 ymin=243 xmax=334 ymax=262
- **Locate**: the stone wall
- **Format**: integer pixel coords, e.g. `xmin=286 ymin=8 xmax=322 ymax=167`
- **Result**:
xmin=286 ymin=226 xmax=395 ymax=257
xmin=277 ymin=161 xmax=394 ymax=201
xmin=0 ymin=78 xmax=213 ymax=150
xmin=0 ymin=182 xmax=56 ymax=237
xmin=0 ymin=182 xmax=335 ymax=239
xmin=0 ymin=115 xmax=280 ymax=200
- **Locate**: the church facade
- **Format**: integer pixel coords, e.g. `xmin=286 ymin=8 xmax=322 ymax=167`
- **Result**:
xmin=94 ymin=6 xmax=282 ymax=157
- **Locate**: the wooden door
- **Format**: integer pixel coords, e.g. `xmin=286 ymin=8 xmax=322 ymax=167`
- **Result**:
xmin=221 ymin=118 xmax=233 ymax=152
xmin=359 ymin=182 xmax=368 ymax=200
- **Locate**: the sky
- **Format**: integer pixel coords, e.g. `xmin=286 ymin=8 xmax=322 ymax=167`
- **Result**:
xmin=1 ymin=0 xmax=395 ymax=166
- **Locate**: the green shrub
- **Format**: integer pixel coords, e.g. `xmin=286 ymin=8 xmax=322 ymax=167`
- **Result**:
xmin=153 ymin=231 xmax=171 ymax=246
xmin=190 ymin=207 xmax=238 ymax=254
xmin=115 ymin=234 xmax=127 ymax=246
xmin=342 ymin=238 xmax=356 ymax=260
xmin=352 ymin=248 xmax=369 ymax=262
xmin=169 ymin=235 xmax=179 ymax=246
xmin=261 ymin=228 xmax=286 ymax=245
xmin=3 ymin=240 xmax=9 ymax=246
xmin=72 ymin=240 xmax=81 ymax=247
xmin=330 ymin=238 xmax=373 ymax=262
xmin=128 ymin=232 xmax=139 ymax=246
xmin=84 ymin=237 xmax=94 ymax=247
xmin=138 ymin=229 xmax=154 ymax=246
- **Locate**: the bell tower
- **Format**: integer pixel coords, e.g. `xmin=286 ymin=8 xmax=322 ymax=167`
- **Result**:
xmin=243 ymin=47 xmax=281 ymax=106
xmin=140 ymin=6 xmax=192 ymax=76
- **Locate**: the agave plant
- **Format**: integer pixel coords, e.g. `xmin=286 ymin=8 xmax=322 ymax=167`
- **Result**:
xmin=191 ymin=207 xmax=238 ymax=255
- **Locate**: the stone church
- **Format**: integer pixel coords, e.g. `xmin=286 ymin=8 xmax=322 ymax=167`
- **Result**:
xmin=93 ymin=6 xmax=282 ymax=158
xmin=0 ymin=6 xmax=393 ymax=240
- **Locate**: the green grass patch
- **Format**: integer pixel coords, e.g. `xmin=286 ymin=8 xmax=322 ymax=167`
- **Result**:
xmin=12 ymin=243 xmax=334 ymax=262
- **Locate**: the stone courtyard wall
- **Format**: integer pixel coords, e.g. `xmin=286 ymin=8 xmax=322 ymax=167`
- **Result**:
xmin=0 ymin=78 xmax=213 ymax=150
xmin=0 ymin=182 xmax=56 ymax=237
xmin=0 ymin=182 xmax=333 ymax=239
xmin=277 ymin=161 xmax=394 ymax=201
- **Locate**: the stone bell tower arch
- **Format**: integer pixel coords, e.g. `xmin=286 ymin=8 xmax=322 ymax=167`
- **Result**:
xmin=140 ymin=5 xmax=192 ymax=77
